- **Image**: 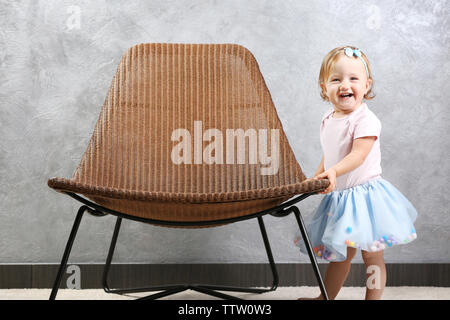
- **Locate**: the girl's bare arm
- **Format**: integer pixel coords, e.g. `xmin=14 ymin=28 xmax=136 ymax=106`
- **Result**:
xmin=331 ymin=136 xmax=377 ymax=177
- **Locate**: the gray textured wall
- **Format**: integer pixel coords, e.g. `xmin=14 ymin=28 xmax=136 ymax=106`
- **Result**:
xmin=1 ymin=0 xmax=449 ymax=264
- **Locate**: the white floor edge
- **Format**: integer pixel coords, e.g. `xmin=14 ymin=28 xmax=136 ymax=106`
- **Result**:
xmin=1 ymin=286 xmax=449 ymax=300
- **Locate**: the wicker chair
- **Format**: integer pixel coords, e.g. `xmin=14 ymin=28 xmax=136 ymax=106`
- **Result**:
xmin=48 ymin=43 xmax=329 ymax=300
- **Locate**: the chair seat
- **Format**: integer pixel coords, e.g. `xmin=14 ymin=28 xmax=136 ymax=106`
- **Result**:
xmin=48 ymin=177 xmax=328 ymax=203
xmin=48 ymin=177 xmax=329 ymax=223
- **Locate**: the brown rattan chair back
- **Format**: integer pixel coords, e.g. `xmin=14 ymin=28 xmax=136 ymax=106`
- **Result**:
xmin=48 ymin=43 xmax=327 ymax=223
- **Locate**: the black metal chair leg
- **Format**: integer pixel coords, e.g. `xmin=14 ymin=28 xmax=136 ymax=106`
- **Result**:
xmin=257 ymin=216 xmax=279 ymax=291
xmin=102 ymin=216 xmax=122 ymax=293
xmin=49 ymin=205 xmax=88 ymax=300
xmin=189 ymin=217 xmax=278 ymax=296
xmin=100 ymin=215 xmax=280 ymax=299
xmin=50 ymin=202 xmax=328 ymax=300
xmin=138 ymin=286 xmax=190 ymax=300
xmin=102 ymin=217 xmax=189 ymax=297
xmin=292 ymin=205 xmax=329 ymax=300
xmin=190 ymin=286 xmax=242 ymax=300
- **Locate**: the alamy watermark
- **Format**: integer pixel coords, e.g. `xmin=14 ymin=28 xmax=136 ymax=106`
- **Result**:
xmin=366 ymin=265 xmax=381 ymax=290
xmin=66 ymin=5 xmax=81 ymax=30
xmin=171 ymin=121 xmax=280 ymax=175
xmin=66 ymin=264 xmax=81 ymax=289
xmin=366 ymin=5 xmax=381 ymax=30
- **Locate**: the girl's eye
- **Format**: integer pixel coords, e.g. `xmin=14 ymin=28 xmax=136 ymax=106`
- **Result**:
xmin=331 ymin=79 xmax=339 ymax=81
xmin=351 ymin=77 xmax=358 ymax=80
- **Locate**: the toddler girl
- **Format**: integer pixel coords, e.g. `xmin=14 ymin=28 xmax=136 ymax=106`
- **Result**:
xmin=294 ymin=46 xmax=418 ymax=300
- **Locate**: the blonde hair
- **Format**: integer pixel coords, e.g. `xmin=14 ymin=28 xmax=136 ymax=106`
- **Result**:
xmin=319 ymin=46 xmax=375 ymax=101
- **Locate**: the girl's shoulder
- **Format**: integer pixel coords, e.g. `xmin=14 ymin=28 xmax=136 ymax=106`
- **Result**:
xmin=320 ymin=108 xmax=335 ymax=124
xmin=349 ymin=103 xmax=382 ymax=138
xmin=350 ymin=103 xmax=381 ymax=128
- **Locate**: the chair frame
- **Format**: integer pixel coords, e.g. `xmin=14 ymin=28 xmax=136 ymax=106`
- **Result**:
xmin=49 ymin=191 xmax=329 ymax=300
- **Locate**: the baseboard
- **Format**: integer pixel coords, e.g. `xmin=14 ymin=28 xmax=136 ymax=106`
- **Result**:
xmin=0 ymin=263 xmax=448 ymax=289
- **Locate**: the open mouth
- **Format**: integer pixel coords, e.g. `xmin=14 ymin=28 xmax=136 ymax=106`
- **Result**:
xmin=340 ymin=93 xmax=353 ymax=98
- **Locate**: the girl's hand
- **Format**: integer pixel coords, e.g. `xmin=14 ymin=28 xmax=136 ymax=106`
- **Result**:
xmin=314 ymin=168 xmax=337 ymax=194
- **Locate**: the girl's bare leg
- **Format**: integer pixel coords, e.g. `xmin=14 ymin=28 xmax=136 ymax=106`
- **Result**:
xmin=361 ymin=249 xmax=386 ymax=300
xmin=298 ymin=246 xmax=357 ymax=300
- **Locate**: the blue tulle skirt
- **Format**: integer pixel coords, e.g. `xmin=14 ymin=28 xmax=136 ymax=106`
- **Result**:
xmin=294 ymin=178 xmax=418 ymax=262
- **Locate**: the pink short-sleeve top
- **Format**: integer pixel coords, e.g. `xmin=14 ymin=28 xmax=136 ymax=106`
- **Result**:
xmin=320 ymin=102 xmax=382 ymax=190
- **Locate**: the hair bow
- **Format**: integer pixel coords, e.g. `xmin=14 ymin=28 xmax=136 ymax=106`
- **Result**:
xmin=344 ymin=47 xmax=369 ymax=77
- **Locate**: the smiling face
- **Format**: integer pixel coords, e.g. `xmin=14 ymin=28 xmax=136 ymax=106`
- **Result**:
xmin=321 ymin=54 xmax=372 ymax=117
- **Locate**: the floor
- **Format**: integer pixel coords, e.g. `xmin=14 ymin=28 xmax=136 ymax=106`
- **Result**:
xmin=1 ymin=286 xmax=449 ymax=300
